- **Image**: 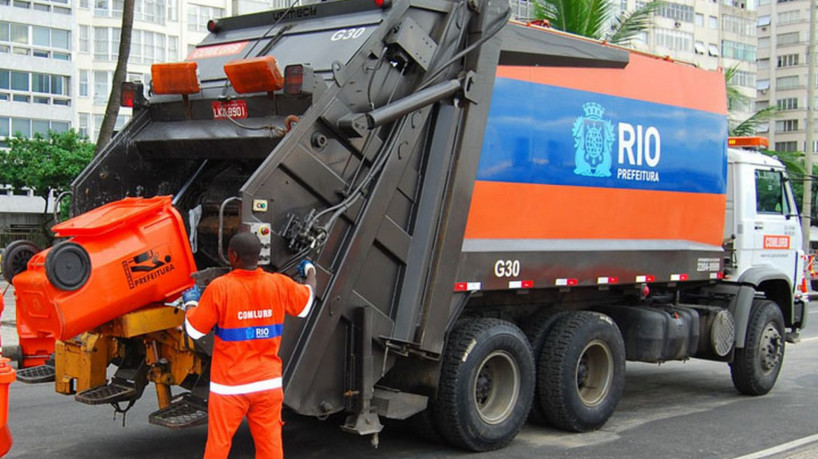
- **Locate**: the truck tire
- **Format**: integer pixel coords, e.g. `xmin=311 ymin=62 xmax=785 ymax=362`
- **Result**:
xmin=539 ymin=311 xmax=625 ymax=432
xmin=730 ymin=299 xmax=785 ymax=396
xmin=434 ymin=318 xmax=534 ymax=452
xmin=522 ymin=309 xmax=569 ymax=425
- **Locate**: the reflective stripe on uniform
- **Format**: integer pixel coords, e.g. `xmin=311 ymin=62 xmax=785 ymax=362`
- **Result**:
xmin=210 ymin=377 xmax=283 ymax=395
xmin=298 ymin=285 xmax=315 ymax=318
xmin=215 ymin=323 xmax=283 ymax=341
xmin=185 ymin=317 xmax=208 ymax=340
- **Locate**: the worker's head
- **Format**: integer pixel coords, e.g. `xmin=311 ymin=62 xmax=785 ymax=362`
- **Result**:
xmin=228 ymin=232 xmax=261 ymax=270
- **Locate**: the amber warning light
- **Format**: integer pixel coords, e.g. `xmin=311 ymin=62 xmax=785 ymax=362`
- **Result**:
xmin=728 ymin=136 xmax=769 ymax=149
xmin=151 ymin=62 xmax=200 ymax=95
xmin=224 ymin=56 xmax=284 ymax=94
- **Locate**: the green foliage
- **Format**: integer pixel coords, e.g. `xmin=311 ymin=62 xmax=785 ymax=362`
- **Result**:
xmin=0 ymin=129 xmax=94 ymax=200
xmin=608 ymin=1 xmax=664 ymax=46
xmin=730 ymin=106 xmax=777 ymax=137
xmin=725 ymin=64 xmax=777 ymax=136
xmin=761 ymin=149 xmax=818 ymax=220
xmin=533 ymin=0 xmax=662 ymax=45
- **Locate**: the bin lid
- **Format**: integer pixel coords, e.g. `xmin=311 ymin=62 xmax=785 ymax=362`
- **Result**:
xmin=53 ymin=196 xmax=171 ymax=237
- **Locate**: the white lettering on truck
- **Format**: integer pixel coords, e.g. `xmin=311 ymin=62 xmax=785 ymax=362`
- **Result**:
xmin=617 ymin=122 xmax=661 ymax=182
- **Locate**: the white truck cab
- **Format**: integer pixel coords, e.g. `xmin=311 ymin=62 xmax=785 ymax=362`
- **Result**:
xmin=723 ymin=137 xmax=806 ymax=301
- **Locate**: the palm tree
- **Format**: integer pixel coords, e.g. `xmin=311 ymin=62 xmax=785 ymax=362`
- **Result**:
xmin=96 ymin=0 xmax=135 ymax=154
xmin=724 ymin=64 xmax=776 ymax=137
xmin=533 ymin=0 xmax=663 ymax=46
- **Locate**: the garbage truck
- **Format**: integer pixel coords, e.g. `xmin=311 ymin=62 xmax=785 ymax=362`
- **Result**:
xmin=2 ymin=0 xmax=808 ymax=452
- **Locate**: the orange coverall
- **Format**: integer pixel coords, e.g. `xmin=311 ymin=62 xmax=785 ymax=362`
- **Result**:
xmin=185 ymin=268 xmax=313 ymax=459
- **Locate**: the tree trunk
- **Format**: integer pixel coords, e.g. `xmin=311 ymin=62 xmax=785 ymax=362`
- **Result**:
xmin=95 ymin=0 xmax=135 ymax=155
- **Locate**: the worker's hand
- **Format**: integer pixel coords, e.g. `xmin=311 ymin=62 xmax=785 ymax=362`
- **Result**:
xmin=181 ymin=285 xmax=202 ymax=310
xmin=297 ymin=259 xmax=316 ymax=279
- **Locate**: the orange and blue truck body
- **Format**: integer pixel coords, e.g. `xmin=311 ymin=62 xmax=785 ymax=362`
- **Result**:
xmin=457 ymin=52 xmax=729 ymax=293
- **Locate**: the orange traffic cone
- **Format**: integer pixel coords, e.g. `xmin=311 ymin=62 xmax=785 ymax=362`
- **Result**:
xmin=0 ymin=356 xmax=13 ymax=456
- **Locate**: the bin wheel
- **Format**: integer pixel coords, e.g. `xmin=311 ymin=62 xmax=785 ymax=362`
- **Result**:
xmin=730 ymin=299 xmax=785 ymax=396
xmin=434 ymin=318 xmax=534 ymax=452
xmin=538 ymin=311 xmax=626 ymax=432
xmin=2 ymin=240 xmax=41 ymax=283
xmin=45 ymin=242 xmax=91 ymax=291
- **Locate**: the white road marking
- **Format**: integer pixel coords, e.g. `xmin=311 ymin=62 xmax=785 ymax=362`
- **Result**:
xmin=733 ymin=433 xmax=818 ymax=459
xmin=801 ymin=336 xmax=818 ymax=343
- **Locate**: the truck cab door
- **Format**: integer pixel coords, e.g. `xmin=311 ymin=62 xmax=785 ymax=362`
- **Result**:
xmin=750 ymin=168 xmax=801 ymax=286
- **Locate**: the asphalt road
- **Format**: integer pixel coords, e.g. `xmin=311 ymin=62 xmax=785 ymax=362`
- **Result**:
xmin=3 ymin=304 xmax=818 ymax=458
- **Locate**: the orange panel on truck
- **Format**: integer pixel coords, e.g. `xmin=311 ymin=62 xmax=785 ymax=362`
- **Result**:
xmin=13 ymin=196 xmax=196 ymax=341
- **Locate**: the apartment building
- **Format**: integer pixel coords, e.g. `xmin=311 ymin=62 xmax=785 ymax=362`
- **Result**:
xmin=755 ymin=0 xmax=812 ymax=153
xmin=0 ymin=0 xmax=74 ymax=147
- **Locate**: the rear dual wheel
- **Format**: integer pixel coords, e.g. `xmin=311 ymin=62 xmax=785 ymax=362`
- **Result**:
xmin=434 ymin=318 xmax=535 ymax=452
xmin=537 ymin=311 xmax=626 ymax=432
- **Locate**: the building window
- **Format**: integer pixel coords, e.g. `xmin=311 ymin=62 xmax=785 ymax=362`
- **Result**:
xmin=722 ymin=14 xmax=755 ymax=36
xmin=187 ymin=5 xmax=224 ymax=32
xmin=776 ymin=98 xmax=798 ymax=110
xmin=758 ymin=37 xmax=770 ymax=48
xmin=730 ymin=70 xmax=756 ymax=88
xmin=757 ymin=58 xmax=769 ymax=69
xmin=136 ymin=0 xmax=167 ymax=25
xmin=167 ymin=0 xmax=177 ymax=21
xmin=708 ymin=16 xmax=718 ymax=29
xmin=755 ymin=100 xmax=769 ymax=111
xmin=757 ymin=15 xmax=771 ymax=27
xmin=777 ymin=9 xmax=800 ymax=24
xmin=774 ymin=141 xmax=798 ymax=152
xmin=129 ymin=30 xmax=170 ymax=64
xmin=657 ymin=2 xmax=694 ymax=23
xmin=721 ymin=40 xmax=756 ymax=62
xmin=0 ymin=68 xmax=70 ymax=104
xmin=79 ymin=113 xmax=89 ymax=137
xmin=655 ymin=28 xmax=693 ymax=52
xmin=0 ymin=21 xmax=72 ymax=60
xmin=777 ymin=53 xmax=799 ymax=67
xmin=79 ymin=69 xmax=89 ymax=97
xmin=79 ymin=25 xmax=89 ymax=53
xmin=95 ymin=0 xmax=124 ymax=17
xmin=695 ymin=13 xmax=704 ymax=26
xmin=168 ymin=35 xmax=178 ymax=61
xmin=93 ymin=70 xmax=110 ymax=105
xmin=0 ymin=117 xmax=70 ymax=140
xmin=94 ymin=27 xmax=120 ymax=61
xmin=694 ymin=41 xmax=706 ymax=54
xmin=777 ymin=32 xmax=799 ymax=45
xmin=776 ymin=75 xmax=799 ymax=89
xmin=775 ymin=119 xmax=799 ymax=132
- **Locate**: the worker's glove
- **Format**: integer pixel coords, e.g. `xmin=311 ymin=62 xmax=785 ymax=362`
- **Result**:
xmin=181 ymin=285 xmax=202 ymax=310
xmin=297 ymin=259 xmax=316 ymax=279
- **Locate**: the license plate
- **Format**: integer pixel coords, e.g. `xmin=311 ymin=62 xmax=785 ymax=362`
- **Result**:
xmin=212 ymin=100 xmax=248 ymax=120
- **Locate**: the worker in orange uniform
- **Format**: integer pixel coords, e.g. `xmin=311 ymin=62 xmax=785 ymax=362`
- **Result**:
xmin=183 ymin=232 xmax=317 ymax=458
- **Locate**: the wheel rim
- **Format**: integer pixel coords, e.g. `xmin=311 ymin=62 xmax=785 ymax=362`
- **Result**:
xmin=759 ymin=323 xmax=783 ymax=375
xmin=575 ymin=339 xmax=613 ymax=407
xmin=473 ymin=350 xmax=520 ymax=425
